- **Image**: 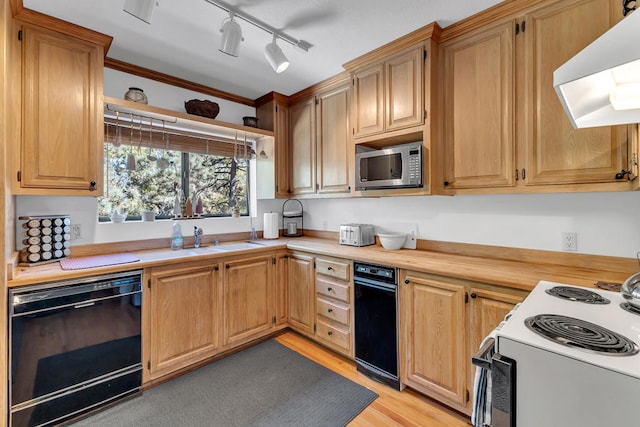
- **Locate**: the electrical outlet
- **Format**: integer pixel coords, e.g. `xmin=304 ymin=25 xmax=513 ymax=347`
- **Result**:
xmin=561 ymin=232 xmax=577 ymax=251
xmin=70 ymin=224 xmax=82 ymax=241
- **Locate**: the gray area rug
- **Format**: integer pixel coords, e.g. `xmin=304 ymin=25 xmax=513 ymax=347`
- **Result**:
xmin=71 ymin=339 xmax=377 ymax=427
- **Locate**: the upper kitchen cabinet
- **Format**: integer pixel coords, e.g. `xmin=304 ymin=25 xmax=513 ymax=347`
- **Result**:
xmin=344 ymin=22 xmax=441 ymax=145
xmin=12 ymin=21 xmax=110 ymax=196
xmin=438 ymin=0 xmax=635 ymax=194
xmin=521 ymin=0 xmax=629 ymax=187
xmin=439 ymin=20 xmax=516 ymax=190
xmin=256 ymin=92 xmax=291 ymax=198
xmin=344 ymin=23 xmax=441 ymax=197
xmin=288 ymin=74 xmax=352 ymax=197
xmin=351 ymin=45 xmax=424 ymax=139
xmin=315 ymin=82 xmax=351 ymax=194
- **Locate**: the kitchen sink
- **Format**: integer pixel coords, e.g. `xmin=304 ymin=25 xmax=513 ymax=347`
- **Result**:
xmin=183 ymin=246 xmax=226 ymax=255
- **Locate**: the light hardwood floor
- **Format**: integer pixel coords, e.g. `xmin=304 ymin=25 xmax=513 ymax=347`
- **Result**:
xmin=275 ymin=331 xmax=471 ymax=427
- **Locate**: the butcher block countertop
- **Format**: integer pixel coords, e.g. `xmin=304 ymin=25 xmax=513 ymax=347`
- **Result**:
xmin=7 ymin=234 xmax=638 ymax=291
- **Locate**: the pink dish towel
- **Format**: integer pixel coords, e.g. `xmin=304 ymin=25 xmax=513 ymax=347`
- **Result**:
xmin=60 ymin=253 xmax=141 ymax=270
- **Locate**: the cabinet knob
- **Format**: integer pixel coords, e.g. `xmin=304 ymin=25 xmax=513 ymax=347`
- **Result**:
xmin=225 ymin=264 xmax=230 ymax=269
xmin=327 ymin=266 xmax=333 ymax=271
xmin=404 ymin=279 xmax=410 ymax=284
xmin=89 ymin=181 xmax=97 ymax=191
xmin=328 ymin=331 xmax=333 ymax=336
xmin=443 ymin=181 xmax=449 ymax=187
xmin=214 ymin=265 xmax=219 ymax=271
xmin=615 ymin=169 xmax=632 ymax=180
xmin=328 ymin=308 xmax=333 ymax=313
xmin=470 ymin=293 xmax=477 ymax=299
xmin=327 ymin=287 xmax=333 ymax=292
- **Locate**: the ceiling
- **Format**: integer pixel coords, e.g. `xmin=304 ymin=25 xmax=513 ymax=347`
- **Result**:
xmin=23 ymin=0 xmax=503 ymax=100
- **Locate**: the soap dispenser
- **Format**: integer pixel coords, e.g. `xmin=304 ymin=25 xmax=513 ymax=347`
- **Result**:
xmin=171 ymin=222 xmax=183 ymax=250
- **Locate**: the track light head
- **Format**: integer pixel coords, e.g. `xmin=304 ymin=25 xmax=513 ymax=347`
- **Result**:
xmin=123 ymin=0 xmax=156 ymax=24
xmin=219 ymin=14 xmax=243 ymax=57
xmin=264 ymin=35 xmax=290 ymax=73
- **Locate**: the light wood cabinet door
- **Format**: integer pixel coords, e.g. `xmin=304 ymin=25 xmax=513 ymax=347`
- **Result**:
xmin=287 ymin=253 xmax=315 ymax=336
xmin=386 ymin=46 xmax=424 ymax=131
xmin=274 ymin=100 xmax=291 ymax=198
xmin=467 ymin=286 xmax=524 ymax=410
xmin=20 ymin=24 xmax=103 ymax=194
xmin=316 ymin=83 xmax=351 ymax=194
xmin=352 ymin=62 xmax=385 ymax=138
xmin=522 ymin=0 xmax=628 ymax=186
xmin=222 ymin=255 xmax=275 ymax=346
xmin=400 ymin=270 xmax=467 ymax=406
xmin=289 ymin=98 xmax=316 ymax=194
xmin=441 ymin=20 xmax=516 ymax=189
xmin=148 ymin=264 xmax=219 ymax=379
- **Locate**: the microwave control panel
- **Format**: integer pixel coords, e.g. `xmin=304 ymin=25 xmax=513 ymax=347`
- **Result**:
xmin=408 ymin=148 xmax=422 ymax=185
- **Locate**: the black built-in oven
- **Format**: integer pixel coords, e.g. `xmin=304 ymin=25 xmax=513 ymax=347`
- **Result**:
xmin=9 ymin=270 xmax=143 ymax=427
xmin=354 ymin=262 xmax=400 ymax=390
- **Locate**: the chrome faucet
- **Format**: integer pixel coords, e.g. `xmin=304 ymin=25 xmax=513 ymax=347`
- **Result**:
xmin=194 ymin=226 xmax=203 ymax=248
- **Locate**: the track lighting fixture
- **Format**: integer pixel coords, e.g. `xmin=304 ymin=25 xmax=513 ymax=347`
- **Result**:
xmin=264 ymin=35 xmax=290 ymax=73
xmin=123 ymin=0 xmax=156 ymax=24
xmin=204 ymin=0 xmax=311 ymax=72
xmin=219 ymin=12 xmax=243 ymax=57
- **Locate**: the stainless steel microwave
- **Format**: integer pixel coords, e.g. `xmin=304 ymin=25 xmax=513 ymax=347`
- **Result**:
xmin=355 ymin=142 xmax=423 ymax=190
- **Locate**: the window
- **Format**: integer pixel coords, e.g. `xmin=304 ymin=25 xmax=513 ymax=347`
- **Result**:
xmin=99 ymin=123 xmax=250 ymax=221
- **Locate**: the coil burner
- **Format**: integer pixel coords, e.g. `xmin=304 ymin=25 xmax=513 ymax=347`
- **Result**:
xmin=525 ymin=314 xmax=639 ymax=356
xmin=545 ymin=286 xmax=610 ymax=304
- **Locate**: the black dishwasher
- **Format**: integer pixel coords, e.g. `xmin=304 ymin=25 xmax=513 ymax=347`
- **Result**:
xmin=9 ymin=270 xmax=143 ymax=427
xmin=354 ymin=262 xmax=400 ymax=390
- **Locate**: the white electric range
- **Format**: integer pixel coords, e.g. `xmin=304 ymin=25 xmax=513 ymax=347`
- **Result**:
xmin=492 ymin=281 xmax=640 ymax=427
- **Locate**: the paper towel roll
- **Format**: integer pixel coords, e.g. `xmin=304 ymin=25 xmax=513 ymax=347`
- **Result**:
xmin=263 ymin=212 xmax=279 ymax=239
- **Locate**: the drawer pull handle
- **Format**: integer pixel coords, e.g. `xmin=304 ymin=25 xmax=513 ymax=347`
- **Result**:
xmin=328 ymin=331 xmax=333 ymax=336
xmin=328 ymin=308 xmax=333 ymax=313
xmin=327 ymin=266 xmax=333 ymax=271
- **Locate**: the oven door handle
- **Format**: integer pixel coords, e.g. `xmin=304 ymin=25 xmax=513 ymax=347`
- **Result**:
xmin=471 ymin=337 xmax=495 ymax=371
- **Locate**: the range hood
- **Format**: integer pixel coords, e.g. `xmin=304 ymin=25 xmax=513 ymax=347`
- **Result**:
xmin=554 ymin=9 xmax=640 ymax=129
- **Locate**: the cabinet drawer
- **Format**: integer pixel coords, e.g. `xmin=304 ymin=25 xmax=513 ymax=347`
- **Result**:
xmin=315 ymin=319 xmax=350 ymax=352
xmin=316 ymin=276 xmax=350 ymax=303
xmin=316 ymin=258 xmax=350 ymax=281
xmin=316 ymin=297 xmax=350 ymax=325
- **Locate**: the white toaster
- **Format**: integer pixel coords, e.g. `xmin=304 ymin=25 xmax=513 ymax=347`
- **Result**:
xmin=339 ymin=224 xmax=375 ymax=247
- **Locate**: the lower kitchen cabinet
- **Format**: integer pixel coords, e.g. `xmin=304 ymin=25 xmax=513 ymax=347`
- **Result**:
xmin=147 ymin=262 xmax=221 ymax=380
xmin=222 ymin=254 xmax=276 ymax=347
xmin=466 ymin=285 xmax=525 ymax=408
xmin=399 ymin=270 xmax=468 ymax=408
xmin=313 ymin=256 xmax=353 ymax=358
xmin=286 ymin=252 xmax=316 ymax=336
xmin=399 ymin=269 xmax=526 ymax=414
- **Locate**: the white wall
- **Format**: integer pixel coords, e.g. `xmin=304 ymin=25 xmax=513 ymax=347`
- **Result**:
xmin=104 ymin=68 xmax=254 ymax=124
xmin=285 ymin=192 xmax=640 ymax=259
xmin=15 ymin=189 xmax=640 ymax=258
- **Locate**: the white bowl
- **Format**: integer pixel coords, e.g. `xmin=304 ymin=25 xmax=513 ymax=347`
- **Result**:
xmin=110 ymin=214 xmax=126 ymax=223
xmin=378 ymin=233 xmax=406 ymax=250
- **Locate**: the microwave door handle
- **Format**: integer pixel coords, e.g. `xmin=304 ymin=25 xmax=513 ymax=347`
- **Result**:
xmin=471 ymin=337 xmax=495 ymax=371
